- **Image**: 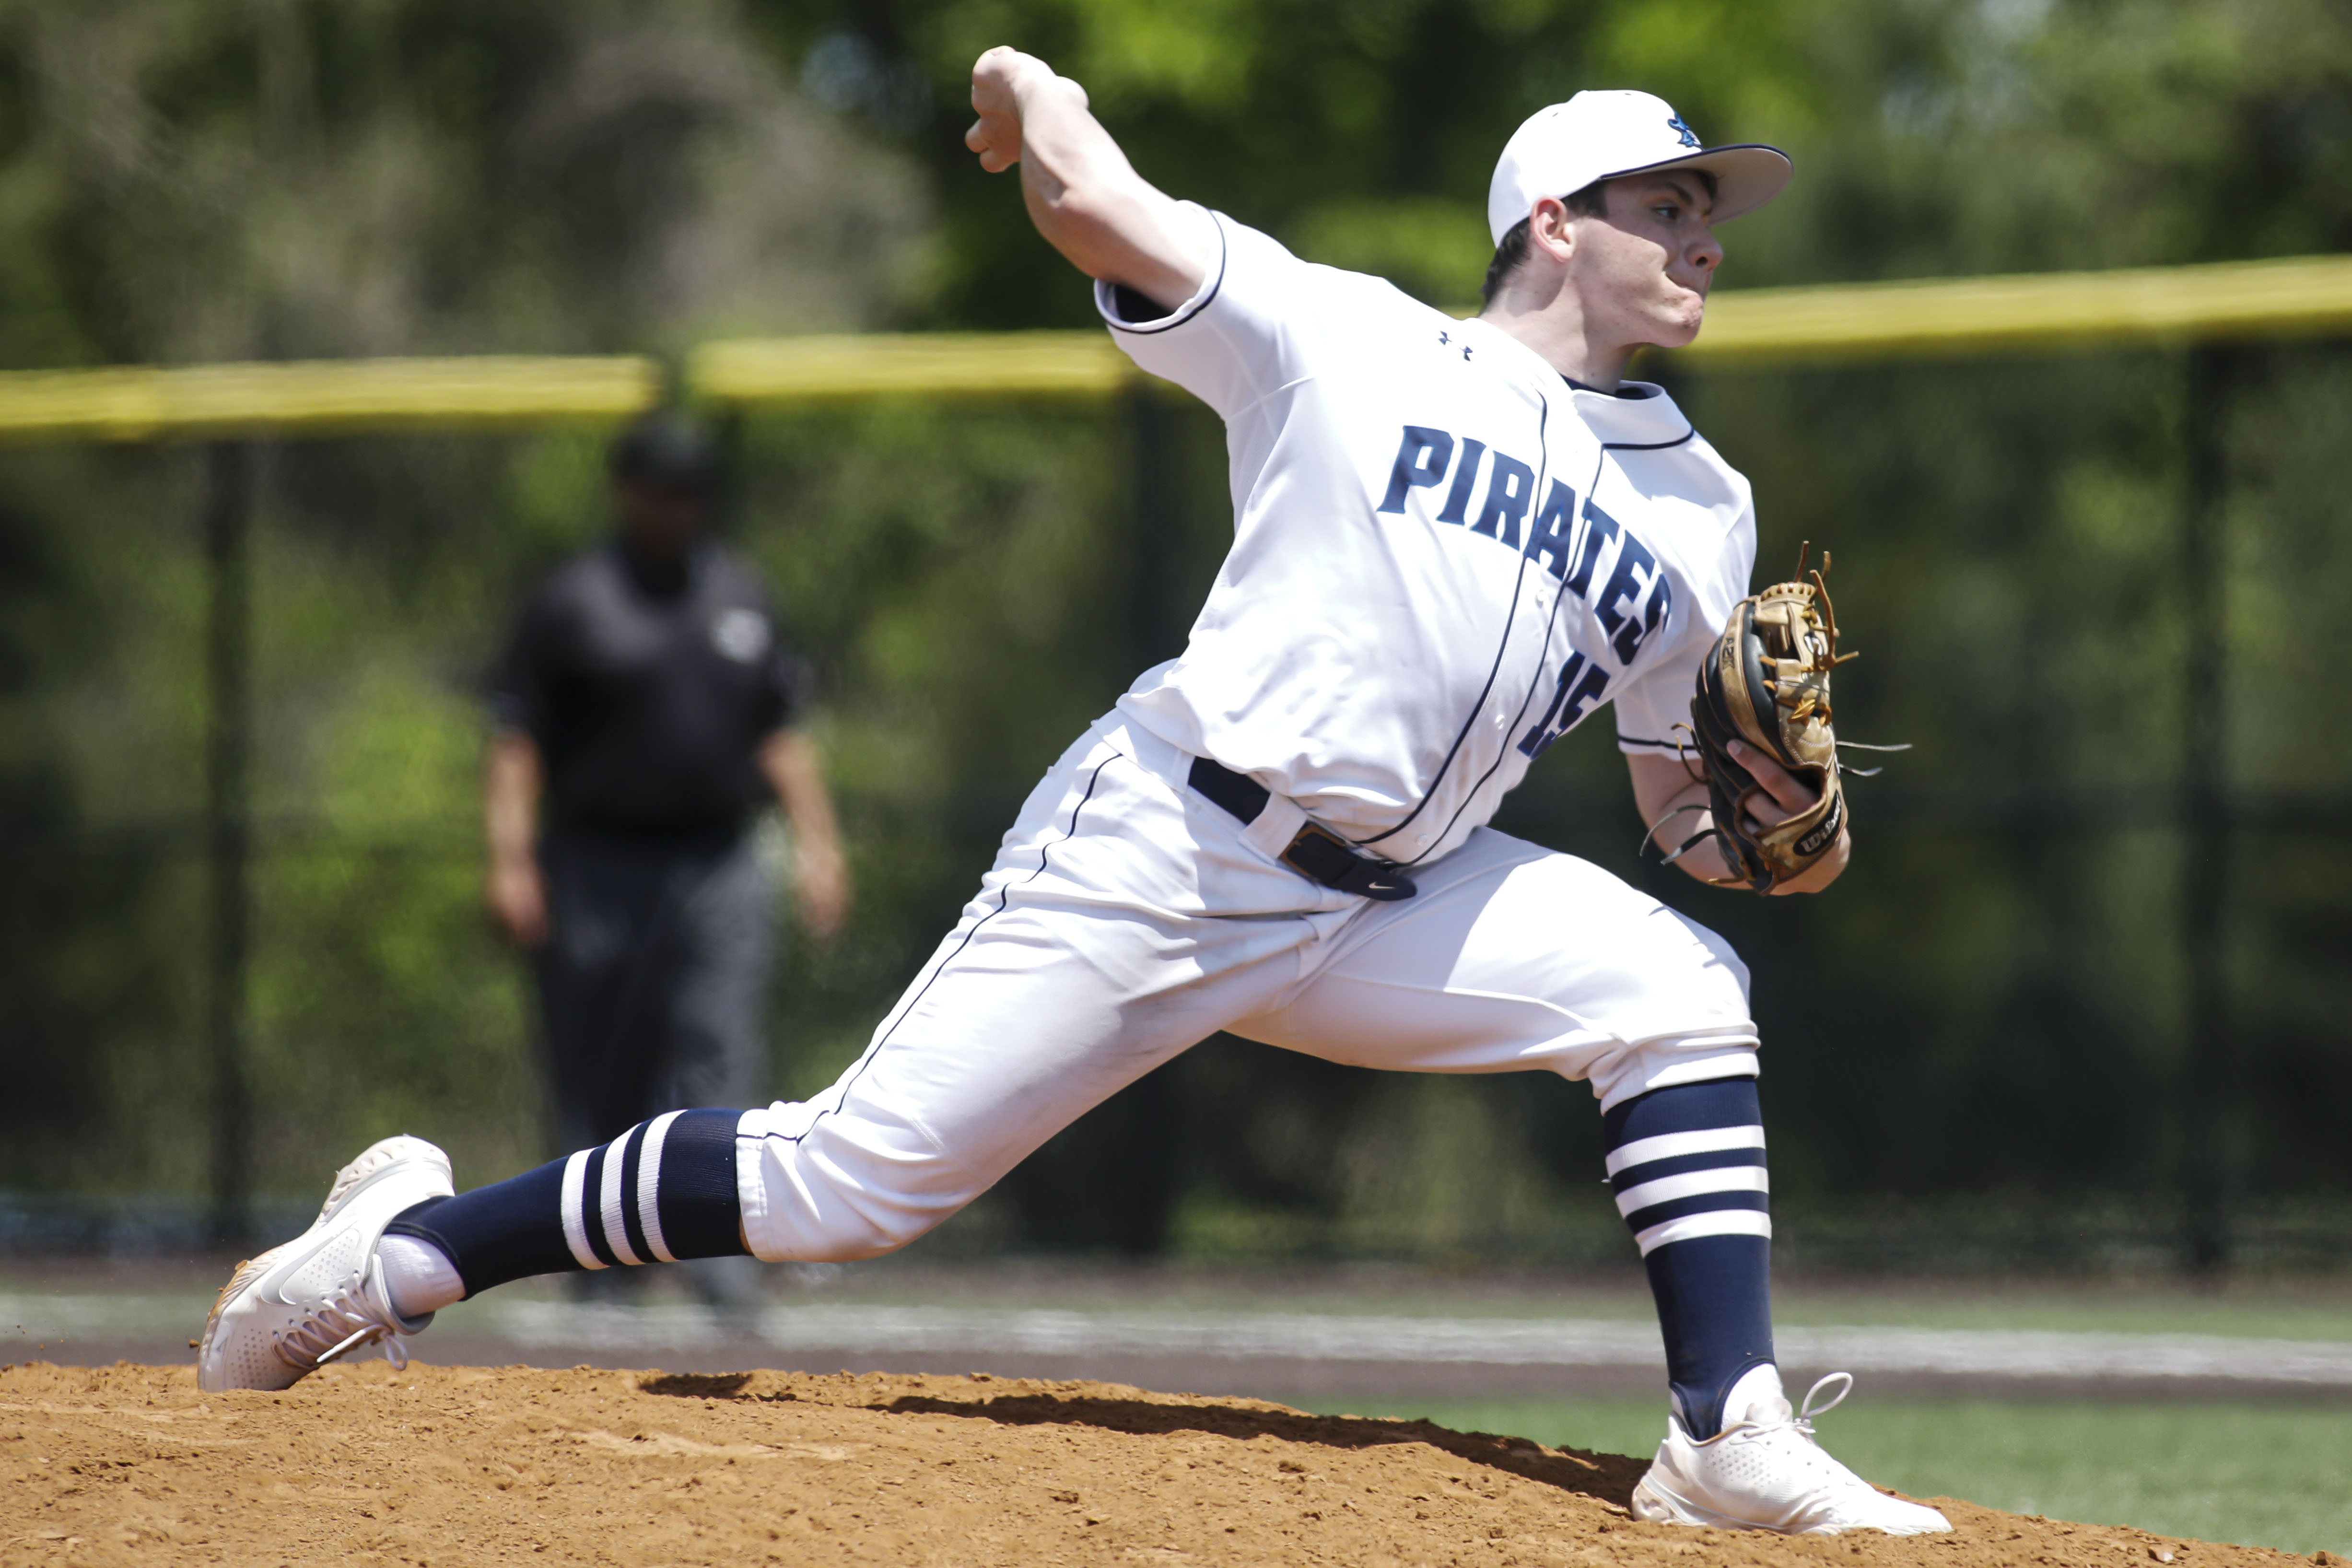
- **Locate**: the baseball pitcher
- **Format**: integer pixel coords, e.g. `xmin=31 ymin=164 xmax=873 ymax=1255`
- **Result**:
xmin=200 ymin=48 xmax=1945 ymax=1537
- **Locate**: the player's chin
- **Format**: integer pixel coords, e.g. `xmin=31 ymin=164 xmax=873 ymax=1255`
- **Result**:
xmin=1645 ymin=303 xmax=1708 ymax=351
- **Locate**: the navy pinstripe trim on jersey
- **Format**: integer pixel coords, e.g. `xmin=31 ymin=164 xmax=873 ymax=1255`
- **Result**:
xmin=751 ymin=749 xmax=1125 ymax=1150
xmin=1591 ymin=432 xmax=1694 ymax=767
xmin=1621 ymin=1188 xmax=1771 ymax=1235
xmin=1609 ymin=1145 xmax=1769 ymax=1194
xmin=1602 ymin=429 xmax=1696 ymax=452
xmin=1564 ymin=376 xmax=1658 ymax=399
xmin=1100 ymin=224 xmax=1228 ymax=336
xmin=1361 ymin=395 xmax=1558 ymax=861
xmin=1392 ymin=397 xmax=1604 ymax=862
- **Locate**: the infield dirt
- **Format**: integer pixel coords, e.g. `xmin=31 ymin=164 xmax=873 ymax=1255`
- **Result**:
xmin=0 ymin=1361 xmax=2303 ymax=1567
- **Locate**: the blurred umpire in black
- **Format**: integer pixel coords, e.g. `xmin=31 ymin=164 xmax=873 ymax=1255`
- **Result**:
xmin=484 ymin=414 xmax=849 ymax=1303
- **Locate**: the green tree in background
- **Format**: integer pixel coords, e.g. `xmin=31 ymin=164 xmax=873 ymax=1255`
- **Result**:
xmin=1 ymin=0 xmax=2348 ymax=1266
xmin=0 ymin=0 xmax=930 ymax=1202
xmin=0 ymin=1 xmax=926 ymax=366
xmin=761 ymin=0 xmax=2352 ymax=318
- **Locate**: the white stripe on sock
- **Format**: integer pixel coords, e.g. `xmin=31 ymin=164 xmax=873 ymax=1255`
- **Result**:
xmin=599 ymin=1131 xmax=642 ymax=1266
xmin=1633 ymin=1208 xmax=1773 ymax=1257
xmin=637 ymin=1111 xmax=682 ymax=1264
xmin=558 ymin=1150 xmax=604 ymax=1270
xmin=1604 ymin=1124 xmax=1765 ymax=1177
xmin=1615 ymin=1164 xmax=1770 ymax=1219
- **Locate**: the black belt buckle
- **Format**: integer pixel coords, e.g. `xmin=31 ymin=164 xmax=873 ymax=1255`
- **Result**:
xmin=1280 ymin=821 xmax=1416 ymax=901
xmin=1189 ymin=753 xmax=1416 ymax=901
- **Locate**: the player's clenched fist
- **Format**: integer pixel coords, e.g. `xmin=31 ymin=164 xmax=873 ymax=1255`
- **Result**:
xmin=966 ymin=46 xmax=1083 ymax=172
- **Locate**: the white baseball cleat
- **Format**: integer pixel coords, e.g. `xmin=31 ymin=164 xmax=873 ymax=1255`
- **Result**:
xmin=197 ymin=1135 xmax=455 ymax=1392
xmin=1630 ymin=1367 xmax=1953 ymax=1536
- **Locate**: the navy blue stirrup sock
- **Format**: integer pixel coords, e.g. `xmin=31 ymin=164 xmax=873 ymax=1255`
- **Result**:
xmin=382 ymin=1109 xmax=747 ymax=1299
xmin=1604 ymin=1077 xmax=1775 ymax=1440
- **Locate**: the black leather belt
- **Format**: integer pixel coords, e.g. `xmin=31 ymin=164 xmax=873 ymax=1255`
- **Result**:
xmin=1187 ymin=756 xmax=1416 ymax=901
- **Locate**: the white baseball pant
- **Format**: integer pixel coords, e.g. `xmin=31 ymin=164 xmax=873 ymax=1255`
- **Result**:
xmin=735 ymin=714 xmax=1759 ymax=1262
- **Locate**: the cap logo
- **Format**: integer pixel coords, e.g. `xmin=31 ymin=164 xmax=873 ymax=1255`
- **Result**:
xmin=1667 ymin=113 xmax=1699 ymax=148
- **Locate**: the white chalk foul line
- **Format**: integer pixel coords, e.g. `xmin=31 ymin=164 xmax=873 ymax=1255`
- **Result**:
xmin=479 ymin=1302 xmax=2352 ymax=1387
xmin=9 ymin=1294 xmax=2351 ymax=1386
xmin=0 ymin=1292 xmax=222 ymax=1339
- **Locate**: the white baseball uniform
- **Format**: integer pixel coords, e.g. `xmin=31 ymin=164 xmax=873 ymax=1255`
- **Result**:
xmin=736 ymin=206 xmax=1763 ymax=1264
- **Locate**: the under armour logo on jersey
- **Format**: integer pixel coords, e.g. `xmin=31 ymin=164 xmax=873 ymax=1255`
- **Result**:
xmin=1667 ymin=113 xmax=1699 ymax=148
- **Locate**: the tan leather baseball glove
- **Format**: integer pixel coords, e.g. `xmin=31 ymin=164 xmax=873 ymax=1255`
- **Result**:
xmin=1670 ymin=546 xmax=1881 ymax=893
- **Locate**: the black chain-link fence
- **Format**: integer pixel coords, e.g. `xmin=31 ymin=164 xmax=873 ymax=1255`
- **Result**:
xmin=5 ymin=342 xmax=2350 ymax=1269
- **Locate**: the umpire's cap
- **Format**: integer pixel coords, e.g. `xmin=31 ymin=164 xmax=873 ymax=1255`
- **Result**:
xmin=608 ymin=413 xmax=723 ymax=493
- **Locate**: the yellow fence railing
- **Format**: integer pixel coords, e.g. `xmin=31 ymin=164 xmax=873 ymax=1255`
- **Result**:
xmin=689 ymin=331 xmax=1129 ymax=406
xmin=1681 ymin=253 xmax=2352 ymax=365
xmin=0 ymin=356 xmax=662 ymax=442
xmin=1 ymin=252 xmax=2348 ymax=440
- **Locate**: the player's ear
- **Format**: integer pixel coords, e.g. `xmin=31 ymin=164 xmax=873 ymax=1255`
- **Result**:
xmin=1528 ymin=196 xmax=1576 ymax=264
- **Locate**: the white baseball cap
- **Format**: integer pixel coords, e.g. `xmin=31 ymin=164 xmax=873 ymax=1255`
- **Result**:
xmin=1486 ymin=91 xmax=1792 ymax=245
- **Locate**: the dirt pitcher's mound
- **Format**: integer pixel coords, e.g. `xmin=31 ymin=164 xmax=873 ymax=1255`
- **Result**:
xmin=0 ymin=1362 xmax=2294 ymax=1567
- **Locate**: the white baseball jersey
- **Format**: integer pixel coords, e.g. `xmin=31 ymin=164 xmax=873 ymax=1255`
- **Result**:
xmin=1100 ymin=204 xmax=1757 ymax=866
xmin=725 ymin=204 xmax=1771 ymax=1269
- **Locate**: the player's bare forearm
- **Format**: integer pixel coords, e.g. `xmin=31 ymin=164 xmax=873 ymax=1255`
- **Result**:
xmin=1624 ymin=750 xmax=1848 ymax=895
xmin=965 ymin=46 xmax=1210 ymax=308
xmin=1627 ymin=751 xmax=1734 ymax=884
xmin=759 ymin=729 xmax=851 ymax=939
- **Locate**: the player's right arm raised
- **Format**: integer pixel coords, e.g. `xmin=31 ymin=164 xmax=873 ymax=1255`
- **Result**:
xmin=966 ymin=47 xmax=1213 ymax=310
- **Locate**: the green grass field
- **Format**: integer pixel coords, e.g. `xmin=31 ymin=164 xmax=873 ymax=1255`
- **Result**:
xmin=1300 ymin=1393 xmax=2352 ymax=1557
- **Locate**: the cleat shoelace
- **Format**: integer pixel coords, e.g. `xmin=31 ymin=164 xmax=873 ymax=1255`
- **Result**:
xmin=1787 ymin=1369 xmax=1852 ymax=1437
xmin=272 ymin=1255 xmax=414 ymax=1374
xmin=1715 ymin=1372 xmax=1862 ymax=1489
xmin=1714 ymin=1369 xmax=1852 ymax=1445
xmin=1719 ymin=1371 xmax=1904 ymax=1519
